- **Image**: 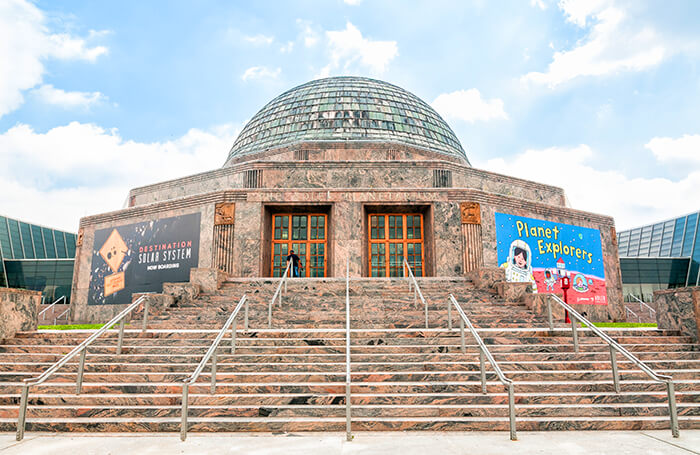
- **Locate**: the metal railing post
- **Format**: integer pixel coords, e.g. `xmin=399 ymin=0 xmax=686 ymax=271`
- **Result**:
xmin=268 ymin=298 xmax=272 ymax=329
xmin=571 ymin=316 xmax=579 ymax=353
xmin=244 ymin=299 xmax=249 ymax=331
xmin=459 ymin=318 xmax=465 ymax=354
xmin=479 ymin=348 xmax=487 ymax=394
xmin=117 ymin=320 xmax=125 ymax=355
xmin=667 ymin=381 xmax=679 ymax=438
xmin=448 ymin=300 xmax=452 ymax=330
xmin=231 ymin=318 xmax=237 ymax=354
xmin=345 ymin=258 xmax=352 ymax=442
xmin=414 ymin=285 xmax=417 ymax=306
xmin=507 ymin=383 xmax=517 ymax=441
xmin=16 ymin=384 xmax=29 ymax=441
xmin=345 ymin=382 xmax=352 ymax=441
xmin=180 ymin=383 xmax=189 ymax=441
xmin=142 ymin=300 xmax=149 ymax=333
xmin=424 ymin=296 xmax=429 ymax=329
xmin=609 ymin=345 xmax=620 ymax=393
xmin=210 ymin=350 xmax=217 ymax=394
xmin=76 ymin=348 xmax=86 ymax=394
xmin=547 ymin=299 xmax=553 ymax=332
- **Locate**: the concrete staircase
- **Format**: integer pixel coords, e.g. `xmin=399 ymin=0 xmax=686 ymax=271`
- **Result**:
xmin=0 ymin=277 xmax=698 ymax=433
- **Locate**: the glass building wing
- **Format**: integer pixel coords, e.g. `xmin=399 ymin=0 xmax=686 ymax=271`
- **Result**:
xmin=1 ymin=214 xmax=78 ymax=303
xmin=617 ymin=209 xmax=700 ymax=287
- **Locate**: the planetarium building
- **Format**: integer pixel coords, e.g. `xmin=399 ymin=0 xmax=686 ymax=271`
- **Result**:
xmin=71 ymin=77 xmax=624 ymax=322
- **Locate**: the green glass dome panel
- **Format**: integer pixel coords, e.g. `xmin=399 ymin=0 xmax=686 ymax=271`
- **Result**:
xmin=225 ymin=76 xmax=468 ymax=165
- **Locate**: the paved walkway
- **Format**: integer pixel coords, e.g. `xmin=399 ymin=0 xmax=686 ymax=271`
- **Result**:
xmin=0 ymin=431 xmax=698 ymax=455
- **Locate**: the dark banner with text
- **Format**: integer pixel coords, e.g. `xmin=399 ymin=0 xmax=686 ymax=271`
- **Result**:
xmin=87 ymin=213 xmax=201 ymax=305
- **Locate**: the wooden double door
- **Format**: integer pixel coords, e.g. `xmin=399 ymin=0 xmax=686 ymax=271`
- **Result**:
xmin=271 ymin=214 xmax=327 ymax=277
xmin=369 ymin=214 xmax=424 ymax=277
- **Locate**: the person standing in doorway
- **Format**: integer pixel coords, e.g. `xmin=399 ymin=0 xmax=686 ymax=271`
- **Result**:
xmin=286 ymin=250 xmax=302 ymax=277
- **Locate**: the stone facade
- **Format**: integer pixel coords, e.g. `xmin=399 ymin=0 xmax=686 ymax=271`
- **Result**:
xmin=0 ymin=288 xmax=39 ymax=339
xmin=70 ymin=78 xmax=625 ymax=324
xmin=654 ymin=287 xmax=700 ymax=341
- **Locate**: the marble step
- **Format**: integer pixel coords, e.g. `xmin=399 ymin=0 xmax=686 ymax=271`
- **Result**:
xmin=2 ymin=358 xmax=699 ymax=373
xmin=3 ymin=391 xmax=699 ymax=407
xmin=5 ymin=335 xmax=693 ymax=348
xmin=2 ymin=342 xmax=695 ymax=355
xmin=3 ymin=403 xmax=699 ymax=419
xmin=1 ymin=380 xmax=699 ymax=395
xmin=1 ymin=415 xmax=698 ymax=433
xmin=2 ymin=369 xmax=699 ymax=384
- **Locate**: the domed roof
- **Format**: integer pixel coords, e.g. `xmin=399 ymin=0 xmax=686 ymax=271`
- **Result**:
xmin=225 ymin=76 xmax=469 ymax=165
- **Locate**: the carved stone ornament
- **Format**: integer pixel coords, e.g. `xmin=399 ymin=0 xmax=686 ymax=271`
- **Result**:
xmin=214 ymin=203 xmax=236 ymax=226
xmin=460 ymin=202 xmax=481 ymax=225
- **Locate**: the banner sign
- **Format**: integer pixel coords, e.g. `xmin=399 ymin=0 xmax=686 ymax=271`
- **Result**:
xmin=88 ymin=213 xmax=200 ymax=305
xmin=495 ymin=212 xmax=607 ymax=305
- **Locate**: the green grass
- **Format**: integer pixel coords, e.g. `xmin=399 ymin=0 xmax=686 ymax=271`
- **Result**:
xmin=580 ymin=322 xmax=657 ymax=328
xmin=37 ymin=323 xmax=129 ymax=330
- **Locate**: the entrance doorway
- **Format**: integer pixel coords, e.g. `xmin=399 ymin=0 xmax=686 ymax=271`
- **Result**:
xmin=271 ymin=214 xmax=327 ymax=277
xmin=368 ymin=214 xmax=424 ymax=277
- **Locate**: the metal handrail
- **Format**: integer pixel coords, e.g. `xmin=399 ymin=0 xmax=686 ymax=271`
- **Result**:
xmin=546 ymin=294 xmax=679 ymax=438
xmin=625 ymin=306 xmax=641 ymax=323
xmin=38 ymin=295 xmax=66 ymax=319
xmin=268 ymin=261 xmax=292 ymax=328
xmin=53 ymin=307 xmax=71 ymax=325
xmin=17 ymin=294 xmax=152 ymax=441
xmin=403 ymin=258 xmax=429 ymax=329
xmin=448 ymin=294 xmax=517 ymax=440
xmin=345 ymin=258 xmax=352 ymax=441
xmin=181 ymin=294 xmax=248 ymax=441
xmin=628 ymin=293 xmax=656 ymax=318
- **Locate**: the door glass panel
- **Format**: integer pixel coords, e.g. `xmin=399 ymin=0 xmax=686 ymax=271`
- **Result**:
xmin=271 ymin=213 xmax=326 ymax=277
xmin=368 ymin=214 xmax=424 ymax=277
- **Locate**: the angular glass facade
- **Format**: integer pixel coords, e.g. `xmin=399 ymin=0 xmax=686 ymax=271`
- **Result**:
xmin=0 ymin=215 xmax=77 ymax=303
xmin=617 ymin=210 xmax=700 ymax=301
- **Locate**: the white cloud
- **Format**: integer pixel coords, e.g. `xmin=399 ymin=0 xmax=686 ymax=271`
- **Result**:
xmin=0 ymin=122 xmax=239 ymax=231
xmin=318 ymin=22 xmax=398 ymax=77
xmin=530 ymin=0 xmax=547 ymax=10
xmin=522 ymin=1 xmax=666 ymax=87
xmin=0 ymin=0 xmax=109 ymax=118
xmin=297 ymin=19 xmax=319 ymax=48
xmin=243 ymin=34 xmax=274 ymax=46
xmin=241 ymin=66 xmax=281 ymax=81
xmin=47 ymin=33 xmax=108 ymax=61
xmin=645 ymin=134 xmax=700 ymax=165
xmin=30 ymin=84 xmax=105 ymax=108
xmin=482 ymin=144 xmax=700 ymax=230
xmin=432 ymin=89 xmax=508 ymax=123
xmin=280 ymin=41 xmax=294 ymax=53
xmin=343 ymin=0 xmax=362 ymax=5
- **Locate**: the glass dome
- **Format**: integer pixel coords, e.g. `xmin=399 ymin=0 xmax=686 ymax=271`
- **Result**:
xmin=225 ymin=76 xmax=468 ymax=165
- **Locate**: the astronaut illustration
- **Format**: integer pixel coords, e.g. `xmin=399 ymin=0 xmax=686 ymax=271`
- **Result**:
xmin=500 ymin=239 xmax=538 ymax=293
xmin=543 ymin=269 xmax=557 ymax=291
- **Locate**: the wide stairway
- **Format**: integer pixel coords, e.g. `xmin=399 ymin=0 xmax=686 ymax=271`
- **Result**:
xmin=0 ymin=277 xmax=698 ymax=434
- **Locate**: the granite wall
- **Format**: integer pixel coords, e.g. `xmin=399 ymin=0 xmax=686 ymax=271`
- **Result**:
xmin=73 ymin=174 xmax=622 ymax=321
xmin=0 ymin=288 xmax=39 ymax=340
xmin=129 ymin=149 xmax=566 ymax=208
xmin=654 ymin=287 xmax=700 ymax=341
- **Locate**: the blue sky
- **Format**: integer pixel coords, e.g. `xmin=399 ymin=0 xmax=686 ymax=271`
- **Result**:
xmin=1 ymin=0 xmax=699 ymax=231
